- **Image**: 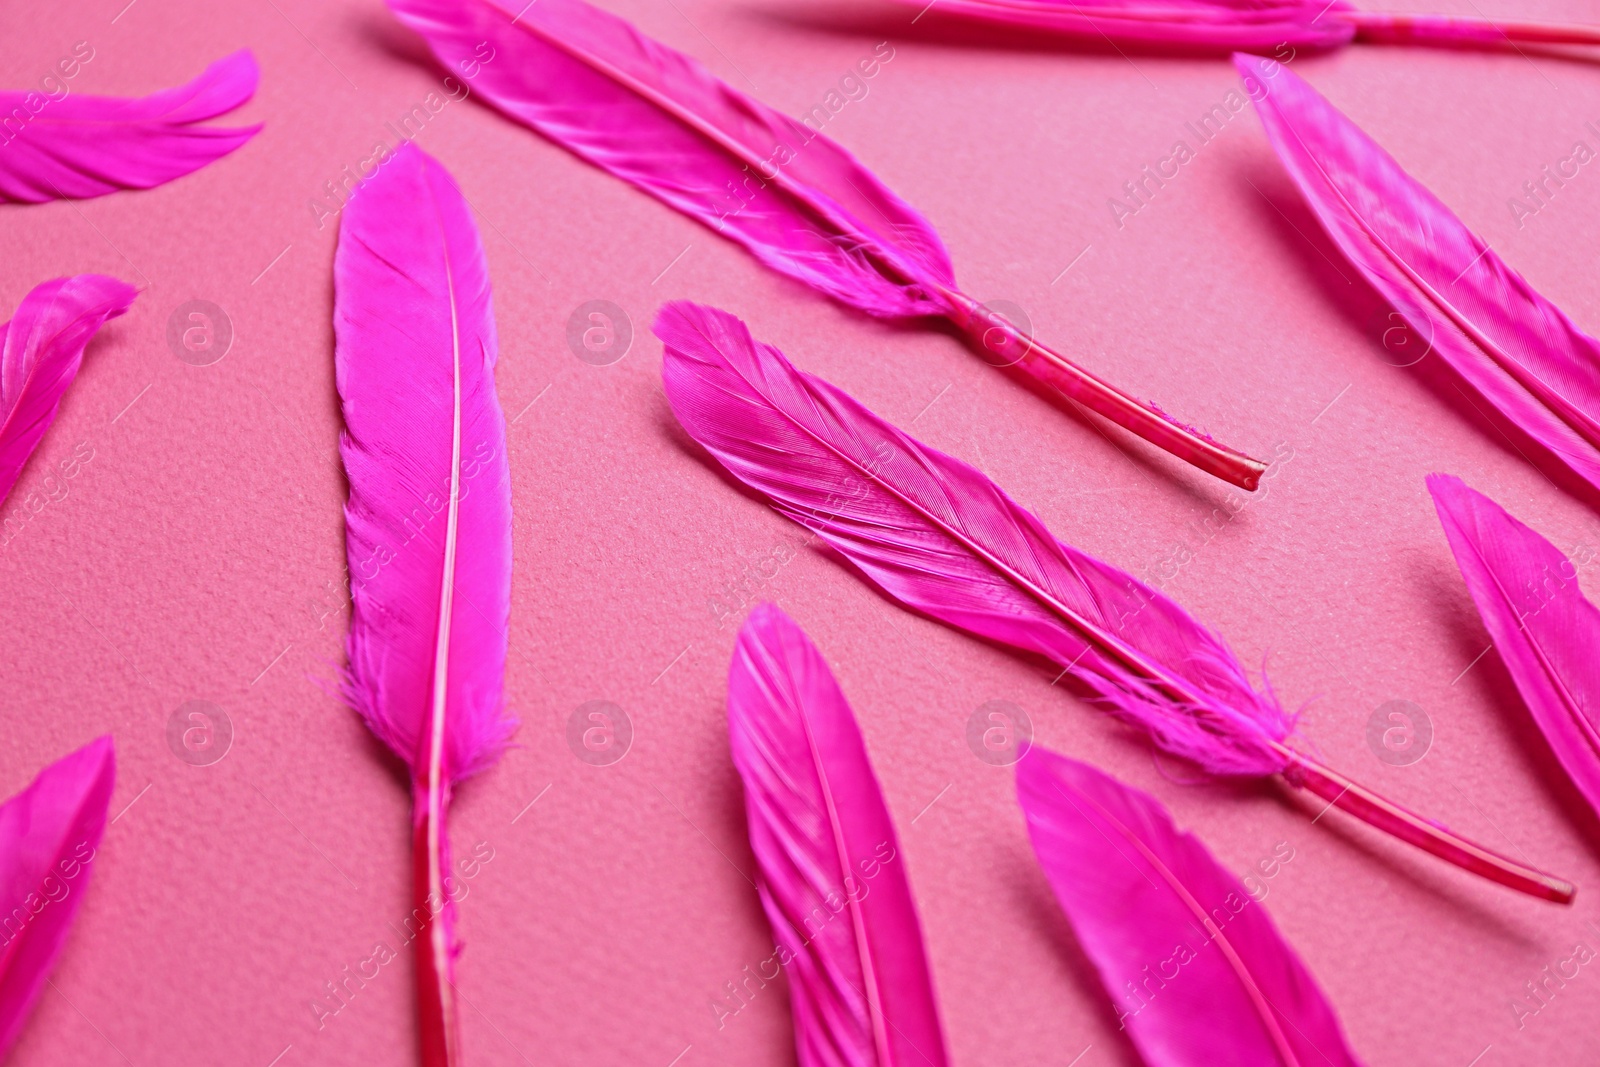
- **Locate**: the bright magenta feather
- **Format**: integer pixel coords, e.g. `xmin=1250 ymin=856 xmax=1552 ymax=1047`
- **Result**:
xmin=661 ymin=300 xmax=1289 ymax=778
xmin=385 ymin=0 xmax=1268 ymax=490
xmin=1239 ymin=55 xmax=1600 ymax=497
xmin=1428 ymin=475 xmax=1600 ymax=820
xmin=0 ymin=736 xmax=114 ymax=1059
xmin=729 ymin=604 xmax=949 ymax=1067
xmin=334 ymin=141 xmax=513 ymax=1067
xmin=659 ymin=299 xmax=1576 ymax=903
xmin=0 ymin=275 xmax=136 ymax=504
xmin=1018 ymin=745 xmax=1363 ymax=1067
xmin=0 ymin=51 xmax=260 ymax=203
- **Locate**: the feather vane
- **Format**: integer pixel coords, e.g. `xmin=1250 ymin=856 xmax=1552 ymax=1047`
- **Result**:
xmin=660 ymin=299 xmax=1575 ymax=902
xmin=386 ymin=0 xmax=1267 ymax=489
xmin=663 ymin=299 xmax=1287 ymax=777
xmin=1018 ymin=745 xmax=1363 ymax=1067
xmin=335 ymin=142 xmax=514 ymax=1067
xmin=0 ymin=51 xmax=260 ymax=203
xmin=1239 ymin=55 xmax=1600 ymax=496
xmin=1428 ymin=475 xmax=1600 ymax=819
xmin=729 ymin=604 xmax=949 ymax=1067
xmin=0 ymin=275 xmax=136 ymax=504
xmin=0 ymin=737 xmax=115 ymax=1059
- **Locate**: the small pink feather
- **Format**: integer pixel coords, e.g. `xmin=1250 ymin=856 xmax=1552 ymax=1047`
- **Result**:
xmin=1239 ymin=55 xmax=1600 ymax=498
xmin=885 ymin=0 xmax=1600 ymax=54
xmin=0 ymin=275 xmax=136 ymax=505
xmin=385 ymin=0 xmax=1267 ymax=490
xmin=1428 ymin=475 xmax=1600 ymax=820
xmin=659 ymin=299 xmax=1574 ymax=903
xmin=0 ymin=736 xmax=115 ymax=1059
xmin=729 ymin=604 xmax=950 ymax=1067
xmin=0 ymin=51 xmax=260 ymax=204
xmin=335 ymin=142 xmax=514 ymax=1067
xmin=1018 ymin=745 xmax=1363 ymax=1067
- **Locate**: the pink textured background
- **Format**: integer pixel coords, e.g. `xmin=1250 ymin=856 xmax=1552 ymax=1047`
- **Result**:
xmin=4 ymin=0 xmax=1600 ymax=1064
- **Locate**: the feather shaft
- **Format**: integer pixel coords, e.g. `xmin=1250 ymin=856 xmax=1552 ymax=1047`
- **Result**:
xmin=885 ymin=0 xmax=1600 ymax=54
xmin=1350 ymin=11 xmax=1600 ymax=48
xmin=661 ymin=300 xmax=1575 ymax=902
xmin=1277 ymin=747 xmax=1573 ymax=903
xmin=388 ymin=0 xmax=1267 ymax=490
xmin=416 ymin=198 xmax=467 ymax=1066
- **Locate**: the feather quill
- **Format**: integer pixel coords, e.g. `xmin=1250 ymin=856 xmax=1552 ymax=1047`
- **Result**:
xmin=660 ymin=298 xmax=1574 ymax=902
xmin=1 ymin=275 xmax=137 ymax=505
xmin=729 ymin=604 xmax=949 ymax=1067
xmin=384 ymin=0 xmax=1267 ymax=490
xmin=1018 ymin=744 xmax=1363 ymax=1067
xmin=1428 ymin=475 xmax=1600 ymax=820
xmin=0 ymin=736 xmax=115 ymax=1059
xmin=0 ymin=51 xmax=260 ymax=204
xmin=1238 ymin=55 xmax=1600 ymax=498
xmin=883 ymin=0 xmax=1600 ymax=54
xmin=335 ymin=142 xmax=514 ymax=1067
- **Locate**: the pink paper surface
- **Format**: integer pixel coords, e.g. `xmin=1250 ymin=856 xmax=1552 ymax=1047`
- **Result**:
xmin=3 ymin=1 xmax=1600 ymax=1064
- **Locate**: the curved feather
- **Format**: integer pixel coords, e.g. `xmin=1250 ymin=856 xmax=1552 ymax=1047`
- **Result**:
xmin=660 ymin=300 xmax=1290 ymax=777
xmin=1238 ymin=54 xmax=1600 ymax=495
xmin=336 ymin=142 xmax=514 ymax=783
xmin=1428 ymin=475 xmax=1600 ymax=818
xmin=0 ymin=51 xmax=260 ymax=204
xmin=335 ymin=141 xmax=513 ymax=1066
xmin=896 ymin=0 xmax=1355 ymax=50
xmin=1017 ymin=745 xmax=1363 ymax=1067
xmin=729 ymin=604 xmax=949 ymax=1067
xmin=0 ymin=736 xmax=115 ymax=1059
xmin=0 ymin=275 xmax=137 ymax=504
xmin=387 ymin=0 xmax=954 ymax=319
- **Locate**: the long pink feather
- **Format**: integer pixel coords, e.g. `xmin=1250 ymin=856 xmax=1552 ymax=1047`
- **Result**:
xmin=384 ymin=0 xmax=1267 ymax=491
xmin=729 ymin=604 xmax=950 ymax=1067
xmin=1018 ymin=745 xmax=1362 ymax=1067
xmin=659 ymin=298 xmax=1574 ymax=902
xmin=885 ymin=0 xmax=1600 ymax=53
xmin=0 ymin=736 xmax=115 ymax=1059
xmin=0 ymin=275 xmax=136 ymax=505
xmin=335 ymin=142 xmax=514 ymax=1067
xmin=1428 ymin=475 xmax=1600 ymax=820
xmin=0 ymin=51 xmax=260 ymax=203
xmin=1238 ymin=55 xmax=1600 ymax=498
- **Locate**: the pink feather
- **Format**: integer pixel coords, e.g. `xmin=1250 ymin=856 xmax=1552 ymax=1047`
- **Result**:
xmin=729 ymin=604 xmax=950 ymax=1067
xmin=659 ymin=299 xmax=1575 ymax=903
xmin=0 ymin=51 xmax=260 ymax=203
xmin=883 ymin=0 xmax=1600 ymax=53
xmin=1238 ymin=55 xmax=1600 ymax=497
xmin=334 ymin=142 xmax=513 ymax=1067
xmin=1018 ymin=745 xmax=1363 ymax=1067
xmin=0 ymin=275 xmax=136 ymax=504
xmin=1428 ymin=475 xmax=1600 ymax=820
xmin=0 ymin=736 xmax=115 ymax=1059
xmin=385 ymin=0 xmax=1268 ymax=490
xmin=663 ymin=300 xmax=1289 ymax=777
